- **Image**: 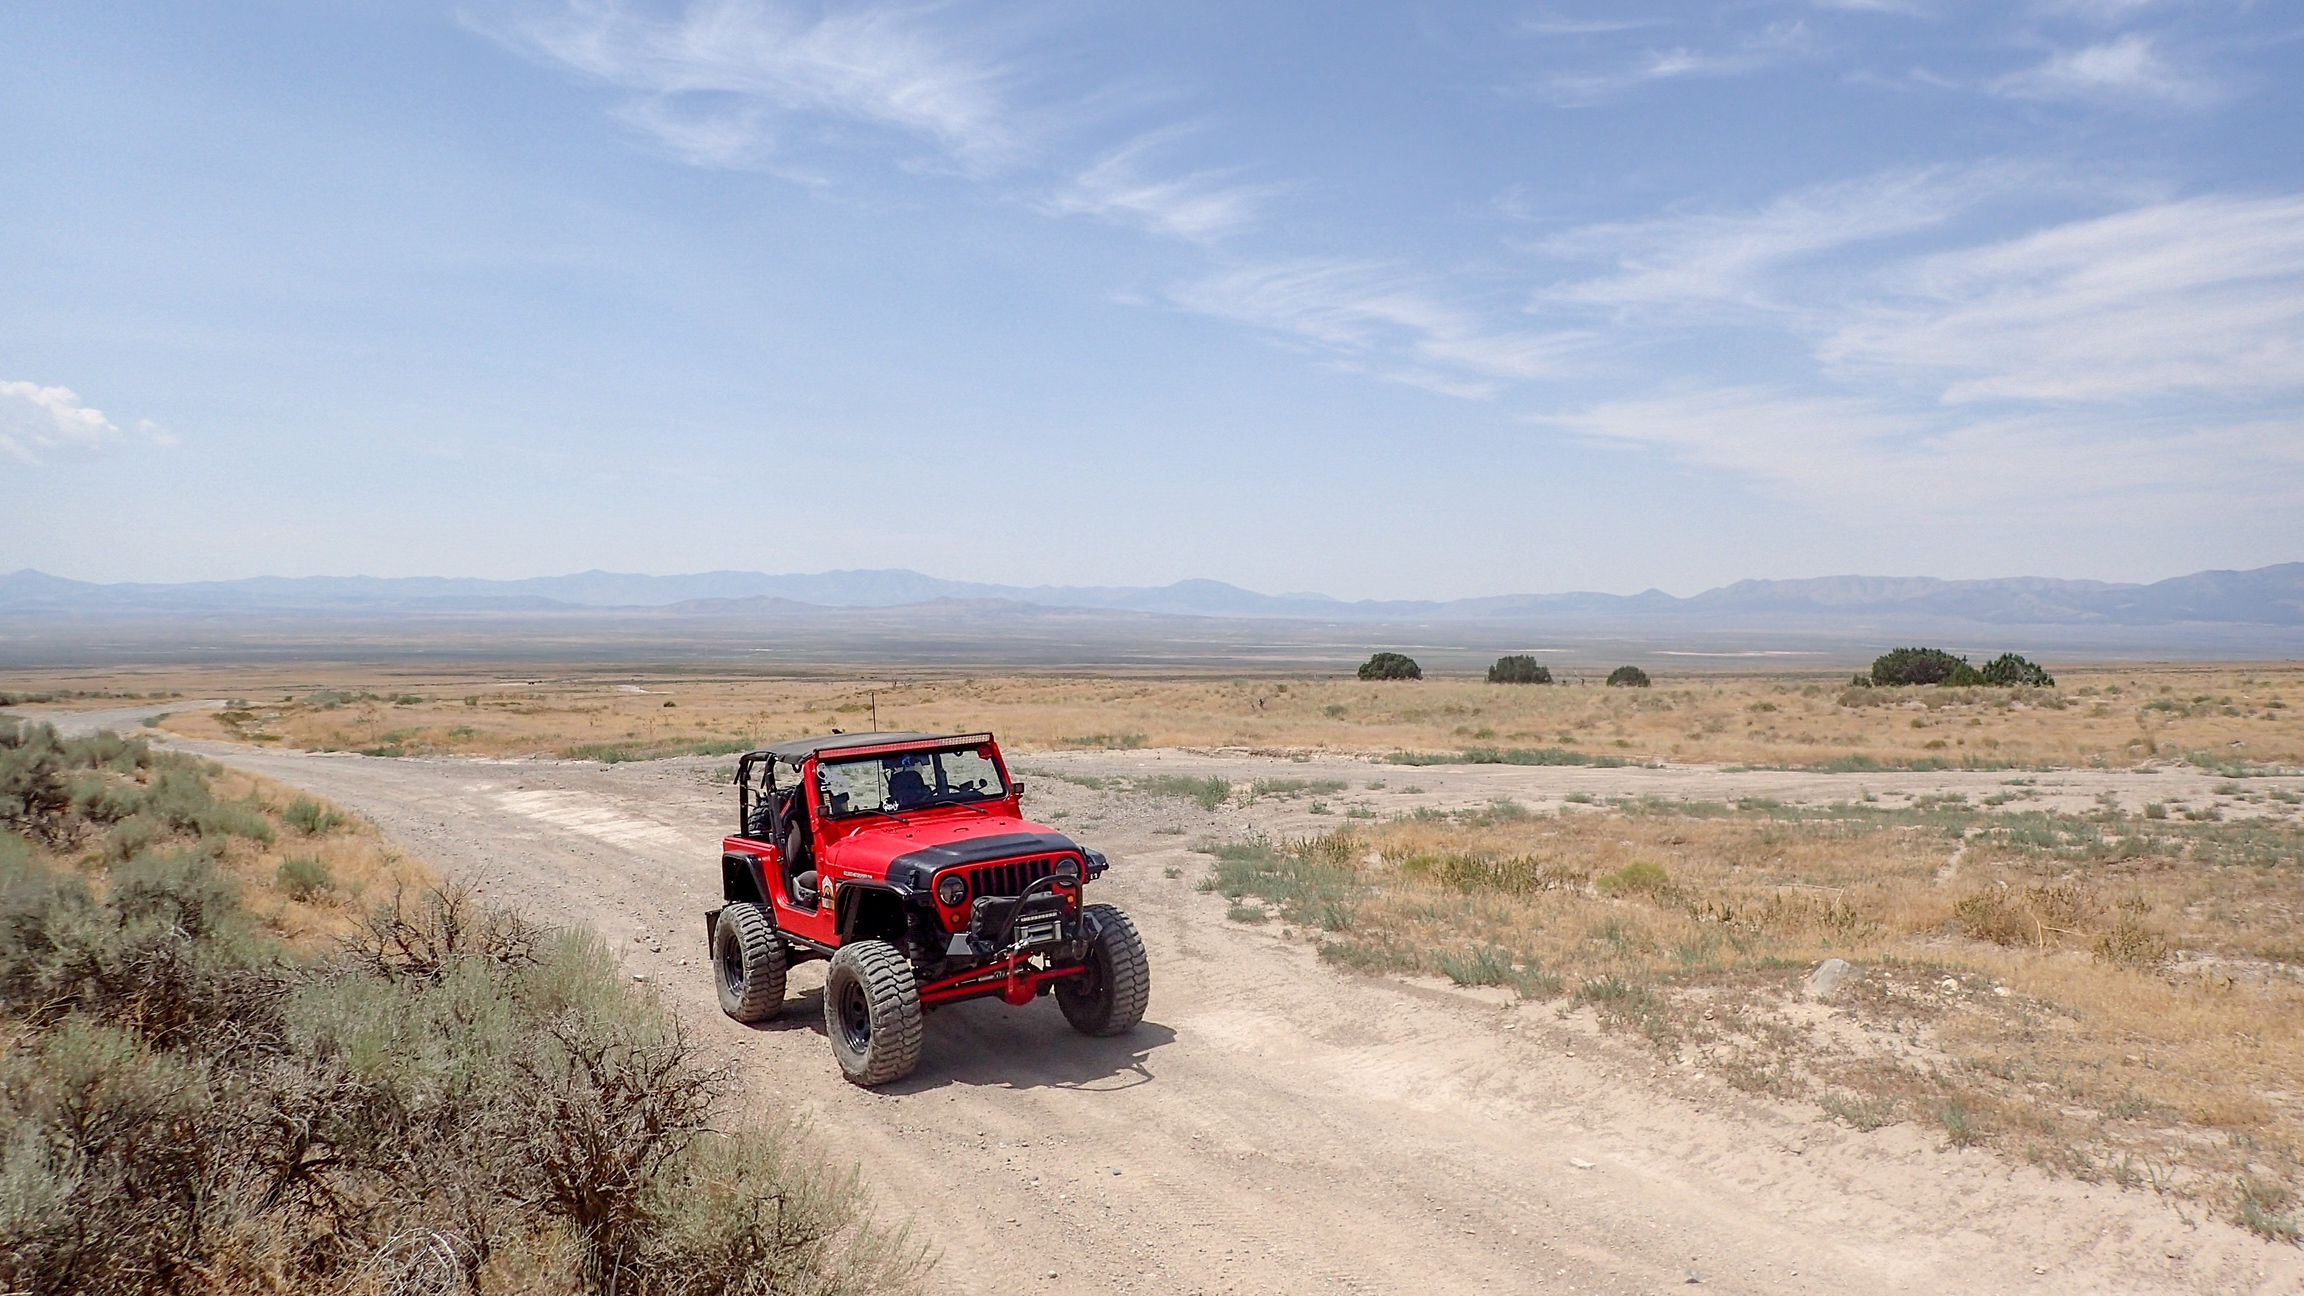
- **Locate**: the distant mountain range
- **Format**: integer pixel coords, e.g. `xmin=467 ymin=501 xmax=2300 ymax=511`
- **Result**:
xmin=3 ymin=563 xmax=2300 ymax=627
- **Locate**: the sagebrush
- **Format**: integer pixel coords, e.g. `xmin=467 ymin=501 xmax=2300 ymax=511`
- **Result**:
xmin=0 ymin=721 xmax=926 ymax=1296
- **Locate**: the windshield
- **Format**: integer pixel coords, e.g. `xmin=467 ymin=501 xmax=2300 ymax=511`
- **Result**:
xmin=818 ymin=746 xmax=1006 ymax=817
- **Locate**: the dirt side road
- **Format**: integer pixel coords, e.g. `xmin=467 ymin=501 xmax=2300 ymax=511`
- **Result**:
xmin=38 ymin=707 xmax=2304 ymax=1295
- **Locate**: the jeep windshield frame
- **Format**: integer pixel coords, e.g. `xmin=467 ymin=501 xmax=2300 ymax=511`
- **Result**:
xmin=815 ymin=743 xmax=1009 ymax=819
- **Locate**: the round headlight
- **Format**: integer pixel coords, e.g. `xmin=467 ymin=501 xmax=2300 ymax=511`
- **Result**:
xmin=936 ymin=873 xmax=968 ymax=906
xmin=1054 ymin=856 xmax=1082 ymax=883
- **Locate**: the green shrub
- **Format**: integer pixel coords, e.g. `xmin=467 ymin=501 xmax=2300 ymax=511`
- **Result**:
xmin=1357 ymin=652 xmax=1423 ymax=681
xmin=1136 ymin=775 xmax=1233 ymax=812
xmin=1510 ymin=961 xmax=1564 ymax=1000
xmin=1871 ymin=647 xmax=1984 ymax=687
xmin=2238 ymin=1174 xmax=2303 ymax=1242
xmin=101 ymin=813 xmax=168 ymax=862
xmin=1935 ymin=1099 xmax=1984 ymax=1147
xmin=1606 ymin=666 xmax=1651 ymax=688
xmin=559 ymin=737 xmax=758 ymax=763
xmin=1486 ymin=655 xmax=1552 ymax=684
xmin=1057 ymin=732 xmax=1147 ymax=750
xmin=274 ymin=855 xmax=336 ymax=902
xmin=1819 ymin=1091 xmax=1900 ymax=1131
xmin=1389 ymin=746 xmax=1631 ymax=769
xmin=1573 ymin=975 xmax=1655 ymax=1014
xmin=70 ymin=775 xmax=149 ymax=825
xmin=639 ymin=1128 xmax=927 ymax=1296
xmin=0 ymin=1019 xmax=215 ymax=1295
xmin=282 ymin=796 xmax=346 ymax=835
xmin=191 ymin=799 xmax=273 ymax=845
xmin=1435 ymin=944 xmax=1515 ymax=986
xmin=1978 ymin=652 xmax=2055 ymax=687
xmin=0 ymin=721 xmax=73 ymax=845
xmin=1248 ymin=778 xmax=1346 ymax=800
xmin=1198 ymin=834 xmax=1361 ymax=929
xmin=1596 ymin=861 xmax=1671 ymax=896
xmin=111 ymin=849 xmax=247 ymax=941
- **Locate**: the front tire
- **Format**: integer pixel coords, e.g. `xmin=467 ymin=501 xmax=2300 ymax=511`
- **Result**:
xmin=823 ymin=940 xmax=924 ymax=1087
xmin=1057 ymin=904 xmax=1150 ymax=1037
xmin=714 ymin=902 xmax=787 ymax=1022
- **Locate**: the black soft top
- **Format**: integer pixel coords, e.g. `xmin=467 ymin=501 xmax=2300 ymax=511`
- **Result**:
xmin=750 ymin=731 xmax=994 ymax=762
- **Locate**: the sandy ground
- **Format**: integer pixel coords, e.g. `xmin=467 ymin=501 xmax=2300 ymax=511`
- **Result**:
xmin=35 ymin=704 xmax=2304 ymax=1295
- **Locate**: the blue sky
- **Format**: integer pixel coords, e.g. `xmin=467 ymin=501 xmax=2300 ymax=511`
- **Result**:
xmin=3 ymin=0 xmax=2300 ymax=599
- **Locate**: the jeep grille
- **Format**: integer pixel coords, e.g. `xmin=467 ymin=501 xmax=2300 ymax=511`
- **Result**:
xmin=968 ymin=856 xmax=1059 ymax=899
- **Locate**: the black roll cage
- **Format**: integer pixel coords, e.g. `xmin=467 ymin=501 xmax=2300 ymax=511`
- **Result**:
xmin=734 ymin=751 xmax=794 ymax=841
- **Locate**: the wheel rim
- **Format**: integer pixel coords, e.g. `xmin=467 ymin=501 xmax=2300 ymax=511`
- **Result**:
xmin=718 ymin=926 xmax=745 ymax=993
xmin=837 ymin=977 xmax=873 ymax=1051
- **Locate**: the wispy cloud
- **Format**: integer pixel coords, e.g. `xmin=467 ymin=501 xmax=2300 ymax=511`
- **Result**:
xmin=1822 ymin=193 xmax=2304 ymax=402
xmin=1522 ymin=20 xmax=1819 ymax=106
xmin=1170 ymin=259 xmax=1587 ymax=397
xmin=1518 ymin=16 xmax=1669 ymax=38
xmin=1535 ymin=169 xmax=2304 ymax=409
xmin=0 ymin=381 xmax=121 ymax=463
xmin=1542 ymin=387 xmax=2304 ymax=516
xmin=1992 ymin=33 xmax=2219 ymax=106
xmin=1539 ymin=166 xmax=2016 ymax=315
xmin=475 ymin=0 xmax=1021 ymax=170
xmin=1048 ymin=128 xmax=1279 ymax=243
xmin=1523 ymin=174 xmax=2304 ymax=525
xmin=2035 ymin=0 xmax=2168 ymax=23
xmin=1810 ymin=0 xmax=1933 ymax=14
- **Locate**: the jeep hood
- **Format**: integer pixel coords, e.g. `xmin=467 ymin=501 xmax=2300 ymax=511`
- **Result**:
xmin=823 ymin=813 xmax=1081 ymax=891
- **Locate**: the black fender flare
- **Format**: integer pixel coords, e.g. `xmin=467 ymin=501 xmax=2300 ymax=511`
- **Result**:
xmin=833 ymin=879 xmax=915 ymax=943
xmin=722 ymin=851 xmax=770 ymax=907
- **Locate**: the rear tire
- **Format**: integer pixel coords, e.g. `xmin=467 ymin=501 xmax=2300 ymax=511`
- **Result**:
xmin=823 ymin=940 xmax=924 ymax=1087
xmin=714 ymin=902 xmax=787 ymax=1023
xmin=1057 ymin=904 xmax=1149 ymax=1037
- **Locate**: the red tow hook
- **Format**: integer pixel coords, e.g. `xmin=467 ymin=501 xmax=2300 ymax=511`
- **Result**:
xmin=1001 ymin=964 xmax=1037 ymax=1006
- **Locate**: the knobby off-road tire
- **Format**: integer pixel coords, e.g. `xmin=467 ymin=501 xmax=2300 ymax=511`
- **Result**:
xmin=714 ymin=902 xmax=787 ymax=1023
xmin=824 ymin=940 xmax=924 ymax=1087
xmin=1056 ymin=903 xmax=1150 ymax=1037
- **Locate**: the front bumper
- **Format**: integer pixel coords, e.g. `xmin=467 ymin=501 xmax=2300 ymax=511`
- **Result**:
xmin=917 ymin=944 xmax=1087 ymax=1007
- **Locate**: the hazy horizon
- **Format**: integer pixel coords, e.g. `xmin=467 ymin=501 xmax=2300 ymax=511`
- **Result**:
xmin=10 ymin=558 xmax=2302 ymax=605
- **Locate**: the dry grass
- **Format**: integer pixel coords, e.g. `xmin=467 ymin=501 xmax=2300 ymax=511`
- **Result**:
xmin=200 ymin=768 xmax=423 ymax=945
xmin=1201 ymin=798 xmax=2304 ymax=1236
xmin=8 ymin=661 xmax=2300 ymax=772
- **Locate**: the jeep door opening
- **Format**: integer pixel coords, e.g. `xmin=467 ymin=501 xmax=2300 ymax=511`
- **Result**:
xmin=706 ymin=731 xmax=1150 ymax=1086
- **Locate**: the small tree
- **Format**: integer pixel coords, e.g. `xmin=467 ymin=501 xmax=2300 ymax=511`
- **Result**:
xmin=1870 ymin=647 xmax=1984 ymax=687
xmin=1978 ymin=652 xmax=2054 ymax=687
xmin=1606 ymin=666 xmax=1650 ymax=688
xmin=1486 ymin=655 xmax=1552 ymax=684
xmin=1357 ymin=652 xmax=1423 ymax=681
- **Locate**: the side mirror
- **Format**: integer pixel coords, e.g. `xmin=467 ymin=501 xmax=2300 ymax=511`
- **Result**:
xmin=1009 ymin=780 xmax=1025 ymax=799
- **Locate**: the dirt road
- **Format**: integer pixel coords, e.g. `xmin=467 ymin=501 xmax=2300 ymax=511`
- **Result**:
xmin=40 ymin=706 xmax=2304 ymax=1294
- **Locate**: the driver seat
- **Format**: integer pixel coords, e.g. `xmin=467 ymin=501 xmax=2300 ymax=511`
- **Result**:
xmin=887 ymin=767 xmax=930 ymax=809
xmin=782 ymin=819 xmax=819 ymax=910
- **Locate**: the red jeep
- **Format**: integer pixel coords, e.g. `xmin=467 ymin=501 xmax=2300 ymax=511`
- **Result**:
xmin=707 ymin=731 xmax=1150 ymax=1086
